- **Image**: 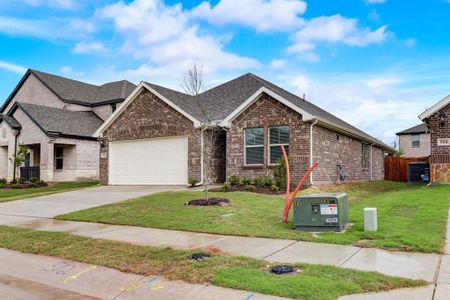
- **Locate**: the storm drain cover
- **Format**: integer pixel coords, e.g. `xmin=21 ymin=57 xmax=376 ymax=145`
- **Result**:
xmin=270 ymin=265 xmax=296 ymax=275
xmin=189 ymin=253 xmax=211 ymax=260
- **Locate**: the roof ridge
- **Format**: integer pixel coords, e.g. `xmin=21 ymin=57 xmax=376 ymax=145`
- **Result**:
xmin=30 ymin=69 xmax=99 ymax=88
xmin=145 ymin=82 xmax=193 ymax=97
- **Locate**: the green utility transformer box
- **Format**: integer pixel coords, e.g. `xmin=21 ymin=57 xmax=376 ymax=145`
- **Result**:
xmin=293 ymin=193 xmax=349 ymax=232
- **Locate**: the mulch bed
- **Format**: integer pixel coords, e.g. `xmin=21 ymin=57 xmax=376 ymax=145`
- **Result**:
xmin=0 ymin=183 xmax=48 ymax=189
xmin=185 ymin=198 xmax=231 ymax=206
xmin=210 ymin=185 xmax=285 ymax=195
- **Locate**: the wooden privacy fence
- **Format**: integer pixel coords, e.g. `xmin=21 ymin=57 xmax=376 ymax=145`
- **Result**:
xmin=384 ymin=156 xmax=429 ymax=182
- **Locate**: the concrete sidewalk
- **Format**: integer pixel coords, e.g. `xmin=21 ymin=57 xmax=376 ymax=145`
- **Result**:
xmin=3 ymin=217 xmax=440 ymax=282
xmin=0 ymin=248 xmax=287 ymax=300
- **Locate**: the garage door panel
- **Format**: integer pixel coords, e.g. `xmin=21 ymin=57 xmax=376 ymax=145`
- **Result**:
xmin=109 ymin=137 xmax=188 ymax=185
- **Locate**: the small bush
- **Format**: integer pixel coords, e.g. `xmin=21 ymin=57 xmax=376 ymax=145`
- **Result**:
xmin=241 ymin=177 xmax=252 ymax=185
xmin=17 ymin=178 xmax=25 ymax=184
xmin=228 ymin=175 xmax=241 ymax=186
xmin=38 ymin=180 xmax=47 ymax=186
xmin=274 ymin=156 xmax=290 ymax=189
xmin=244 ymin=184 xmax=256 ymax=192
xmin=271 ymin=184 xmax=280 ymax=192
xmin=0 ymin=183 xmax=4 ymax=189
xmin=223 ymin=182 xmax=230 ymax=190
xmin=188 ymin=177 xmax=199 ymax=187
xmin=12 ymin=183 xmax=21 ymax=189
xmin=263 ymin=176 xmax=273 ymax=186
xmin=0 ymin=178 xmax=6 ymax=184
xmin=28 ymin=182 xmax=36 ymax=188
xmin=29 ymin=177 xmax=39 ymax=183
xmin=254 ymin=178 xmax=266 ymax=187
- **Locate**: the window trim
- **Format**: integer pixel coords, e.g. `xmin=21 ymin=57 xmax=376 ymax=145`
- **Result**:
xmin=411 ymin=134 xmax=420 ymax=148
xmin=244 ymin=127 xmax=264 ymax=166
xmin=55 ymin=146 xmax=64 ymax=170
xmin=268 ymin=126 xmax=290 ymax=166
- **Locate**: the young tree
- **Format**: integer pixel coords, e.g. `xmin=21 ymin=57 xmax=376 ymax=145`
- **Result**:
xmin=9 ymin=144 xmax=29 ymax=181
xmin=181 ymin=63 xmax=217 ymax=199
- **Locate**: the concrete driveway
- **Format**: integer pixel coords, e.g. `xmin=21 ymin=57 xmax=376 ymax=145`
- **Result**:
xmin=0 ymin=185 xmax=185 ymax=221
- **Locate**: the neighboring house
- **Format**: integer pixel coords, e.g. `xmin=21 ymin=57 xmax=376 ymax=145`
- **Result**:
xmin=0 ymin=69 xmax=135 ymax=182
xmin=95 ymin=73 xmax=394 ymax=186
xmin=419 ymin=94 xmax=450 ymax=183
xmin=396 ymin=123 xmax=430 ymax=157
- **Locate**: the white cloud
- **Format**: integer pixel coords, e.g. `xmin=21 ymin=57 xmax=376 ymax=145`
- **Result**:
xmin=73 ymin=42 xmax=107 ymax=54
xmin=405 ymin=38 xmax=417 ymax=47
xmin=270 ymin=59 xmax=287 ymax=69
xmin=98 ymin=0 xmax=260 ymax=80
xmin=0 ymin=61 xmax=27 ymax=75
xmin=191 ymin=0 xmax=307 ymax=32
xmin=19 ymin=0 xmax=78 ymax=9
xmin=288 ymin=15 xmax=387 ymax=55
xmin=60 ymin=66 xmax=84 ymax=76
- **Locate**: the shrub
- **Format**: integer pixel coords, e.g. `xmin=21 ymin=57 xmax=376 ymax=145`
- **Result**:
xmin=29 ymin=177 xmax=39 ymax=183
xmin=38 ymin=180 xmax=47 ymax=186
xmin=17 ymin=178 xmax=25 ymax=184
xmin=254 ymin=178 xmax=266 ymax=187
xmin=244 ymin=184 xmax=256 ymax=192
xmin=223 ymin=182 xmax=230 ymax=190
xmin=274 ymin=156 xmax=290 ymax=189
xmin=228 ymin=175 xmax=241 ymax=186
xmin=188 ymin=177 xmax=199 ymax=187
xmin=0 ymin=178 xmax=6 ymax=184
xmin=0 ymin=183 xmax=4 ymax=189
xmin=241 ymin=177 xmax=252 ymax=185
xmin=262 ymin=176 xmax=272 ymax=186
xmin=271 ymin=184 xmax=280 ymax=192
xmin=12 ymin=183 xmax=21 ymax=189
xmin=28 ymin=182 xmax=36 ymax=188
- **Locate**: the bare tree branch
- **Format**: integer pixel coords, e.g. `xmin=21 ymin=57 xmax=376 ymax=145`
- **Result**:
xmin=182 ymin=63 xmax=203 ymax=96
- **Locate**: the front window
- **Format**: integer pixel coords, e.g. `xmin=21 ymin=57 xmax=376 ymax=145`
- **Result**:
xmin=245 ymin=128 xmax=264 ymax=165
xmin=55 ymin=146 xmax=64 ymax=170
xmin=411 ymin=134 xmax=420 ymax=147
xmin=269 ymin=126 xmax=289 ymax=164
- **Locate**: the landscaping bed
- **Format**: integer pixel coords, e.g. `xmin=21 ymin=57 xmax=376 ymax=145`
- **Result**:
xmin=210 ymin=185 xmax=285 ymax=195
xmin=186 ymin=198 xmax=230 ymax=206
xmin=0 ymin=225 xmax=425 ymax=300
xmin=57 ymin=181 xmax=450 ymax=253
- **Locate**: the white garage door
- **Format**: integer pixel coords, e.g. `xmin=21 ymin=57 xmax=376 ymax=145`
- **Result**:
xmin=109 ymin=136 xmax=188 ymax=185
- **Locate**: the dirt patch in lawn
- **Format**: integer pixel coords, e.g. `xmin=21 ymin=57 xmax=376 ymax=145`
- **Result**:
xmin=185 ymin=198 xmax=231 ymax=206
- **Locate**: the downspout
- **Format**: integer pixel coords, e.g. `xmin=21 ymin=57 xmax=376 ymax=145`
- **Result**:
xmin=309 ymin=119 xmax=318 ymax=185
xmin=370 ymin=143 xmax=375 ymax=181
xmin=12 ymin=129 xmax=20 ymax=181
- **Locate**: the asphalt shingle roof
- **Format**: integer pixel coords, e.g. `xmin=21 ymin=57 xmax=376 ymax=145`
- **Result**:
xmin=0 ymin=114 xmax=21 ymax=129
xmin=17 ymin=102 xmax=103 ymax=138
xmin=146 ymin=73 xmax=391 ymax=150
xmin=396 ymin=123 xmax=429 ymax=135
xmin=30 ymin=70 xmax=136 ymax=105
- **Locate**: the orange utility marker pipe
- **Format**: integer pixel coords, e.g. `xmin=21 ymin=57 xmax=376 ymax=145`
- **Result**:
xmin=281 ymin=145 xmax=291 ymax=223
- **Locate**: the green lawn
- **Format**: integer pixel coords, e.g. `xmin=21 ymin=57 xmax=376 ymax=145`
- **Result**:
xmin=0 ymin=225 xmax=424 ymax=300
xmin=0 ymin=181 xmax=99 ymax=203
xmin=58 ymin=181 xmax=450 ymax=253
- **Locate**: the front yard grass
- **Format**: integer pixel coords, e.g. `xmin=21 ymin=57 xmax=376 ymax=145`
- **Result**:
xmin=0 ymin=225 xmax=425 ymax=300
xmin=58 ymin=181 xmax=450 ymax=253
xmin=0 ymin=181 xmax=99 ymax=203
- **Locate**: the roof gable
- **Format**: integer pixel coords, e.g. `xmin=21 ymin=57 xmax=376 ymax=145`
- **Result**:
xmin=419 ymin=94 xmax=450 ymax=120
xmin=396 ymin=123 xmax=429 ymax=135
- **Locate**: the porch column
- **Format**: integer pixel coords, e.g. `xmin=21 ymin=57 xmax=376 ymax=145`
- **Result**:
xmin=40 ymin=139 xmax=54 ymax=182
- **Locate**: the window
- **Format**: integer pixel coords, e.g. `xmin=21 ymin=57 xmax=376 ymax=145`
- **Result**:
xmin=111 ymin=103 xmax=117 ymax=113
xmin=55 ymin=146 xmax=64 ymax=170
xmin=411 ymin=134 xmax=420 ymax=147
xmin=245 ymin=128 xmax=264 ymax=165
xmin=361 ymin=144 xmax=370 ymax=170
xmin=269 ymin=126 xmax=289 ymax=164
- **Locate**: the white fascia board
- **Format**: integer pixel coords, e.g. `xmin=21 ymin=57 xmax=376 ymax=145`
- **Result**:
xmin=419 ymin=94 xmax=450 ymax=121
xmin=219 ymin=87 xmax=315 ymax=127
xmin=94 ymin=82 xmax=201 ymax=137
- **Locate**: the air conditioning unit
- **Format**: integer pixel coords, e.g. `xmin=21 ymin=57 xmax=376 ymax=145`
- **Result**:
xmin=293 ymin=193 xmax=349 ymax=232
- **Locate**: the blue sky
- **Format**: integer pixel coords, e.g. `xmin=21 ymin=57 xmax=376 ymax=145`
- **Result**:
xmin=1 ymin=0 xmax=450 ymax=145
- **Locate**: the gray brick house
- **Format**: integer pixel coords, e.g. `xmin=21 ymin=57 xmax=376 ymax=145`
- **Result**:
xmin=96 ymin=73 xmax=394 ymax=186
xmin=419 ymin=94 xmax=450 ymax=183
xmin=0 ymin=69 xmax=135 ymax=182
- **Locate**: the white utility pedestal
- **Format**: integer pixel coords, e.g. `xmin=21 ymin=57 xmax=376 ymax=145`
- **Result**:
xmin=364 ymin=208 xmax=377 ymax=231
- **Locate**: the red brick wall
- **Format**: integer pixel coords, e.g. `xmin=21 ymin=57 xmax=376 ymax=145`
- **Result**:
xmin=428 ymin=103 xmax=450 ymax=183
xmin=226 ymin=93 xmax=310 ymax=183
xmin=312 ymin=125 xmax=385 ymax=183
xmin=100 ymin=89 xmax=202 ymax=184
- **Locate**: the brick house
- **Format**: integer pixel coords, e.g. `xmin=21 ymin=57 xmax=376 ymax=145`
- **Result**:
xmin=0 ymin=69 xmax=135 ymax=182
xmin=96 ymin=73 xmax=394 ymax=186
xmin=396 ymin=123 xmax=430 ymax=157
xmin=419 ymin=95 xmax=450 ymax=183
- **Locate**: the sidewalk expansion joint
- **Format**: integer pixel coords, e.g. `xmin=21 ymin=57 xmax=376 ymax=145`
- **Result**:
xmin=110 ymin=275 xmax=147 ymax=300
xmin=338 ymin=247 xmax=362 ymax=267
xmin=261 ymin=240 xmax=299 ymax=260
